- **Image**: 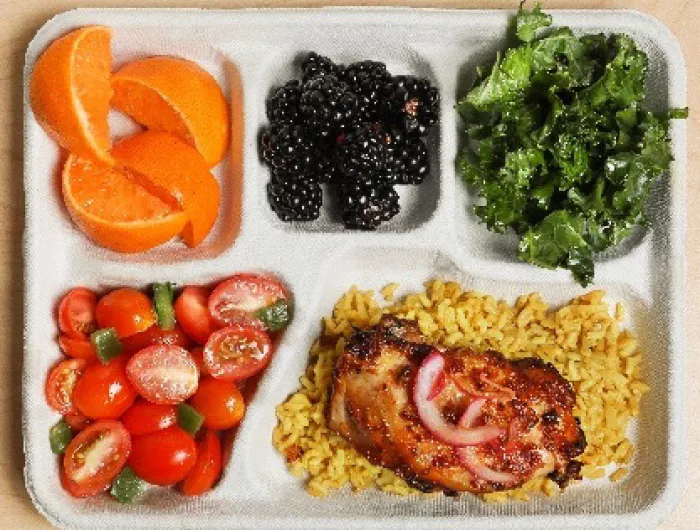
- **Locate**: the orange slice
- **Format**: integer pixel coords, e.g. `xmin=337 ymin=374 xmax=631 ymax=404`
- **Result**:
xmin=30 ymin=26 xmax=113 ymax=165
xmin=63 ymin=155 xmax=188 ymax=253
xmin=111 ymin=56 xmax=230 ymax=167
xmin=112 ymin=131 xmax=221 ymax=247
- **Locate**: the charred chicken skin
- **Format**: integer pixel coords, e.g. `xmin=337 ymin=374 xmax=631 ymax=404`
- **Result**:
xmin=328 ymin=316 xmax=586 ymax=494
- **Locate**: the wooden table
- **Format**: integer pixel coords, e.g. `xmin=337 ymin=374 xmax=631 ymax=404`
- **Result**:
xmin=1 ymin=0 xmax=697 ymax=527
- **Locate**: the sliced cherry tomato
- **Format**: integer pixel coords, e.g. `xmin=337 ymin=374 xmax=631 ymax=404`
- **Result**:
xmin=64 ymin=412 xmax=92 ymax=431
xmin=207 ymin=274 xmax=287 ymax=330
xmin=46 ymin=359 xmax=88 ymax=414
xmin=73 ymin=356 xmax=137 ymax=419
xmin=61 ymin=420 xmax=131 ymax=498
xmin=121 ymin=399 xmax=177 ymax=436
xmin=127 ymin=426 xmax=196 ymax=486
xmin=95 ymin=288 xmax=155 ymax=338
xmin=121 ymin=324 xmax=192 ymax=355
xmin=58 ymin=335 xmax=97 ymax=361
xmin=189 ymin=377 xmax=245 ymax=430
xmin=174 ymin=286 xmax=219 ymax=345
xmin=190 ymin=347 xmax=208 ymax=376
xmin=58 ymin=288 xmax=98 ymax=340
xmin=126 ymin=345 xmax=199 ymax=405
xmin=181 ymin=429 xmax=222 ymax=496
xmin=203 ymin=325 xmax=272 ymax=382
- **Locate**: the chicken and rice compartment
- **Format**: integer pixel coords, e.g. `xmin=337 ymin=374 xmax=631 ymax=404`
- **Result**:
xmin=272 ymin=280 xmax=648 ymax=500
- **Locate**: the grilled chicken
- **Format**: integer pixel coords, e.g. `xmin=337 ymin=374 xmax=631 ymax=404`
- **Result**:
xmin=328 ymin=316 xmax=586 ymax=494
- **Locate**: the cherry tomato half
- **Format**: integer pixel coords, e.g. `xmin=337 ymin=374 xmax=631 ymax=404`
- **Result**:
xmin=61 ymin=420 xmax=131 ymax=498
xmin=181 ymin=429 xmax=222 ymax=496
xmin=73 ymin=356 xmax=137 ymax=419
xmin=121 ymin=324 xmax=192 ymax=355
xmin=58 ymin=288 xmax=98 ymax=340
xmin=64 ymin=412 xmax=92 ymax=431
xmin=95 ymin=288 xmax=155 ymax=339
xmin=46 ymin=359 xmax=88 ymax=415
xmin=128 ymin=426 xmax=196 ymax=486
xmin=121 ymin=399 xmax=177 ymax=436
xmin=189 ymin=377 xmax=245 ymax=430
xmin=208 ymin=274 xmax=287 ymax=329
xmin=126 ymin=345 xmax=199 ymax=405
xmin=203 ymin=325 xmax=272 ymax=382
xmin=58 ymin=335 xmax=97 ymax=361
xmin=174 ymin=286 xmax=219 ymax=345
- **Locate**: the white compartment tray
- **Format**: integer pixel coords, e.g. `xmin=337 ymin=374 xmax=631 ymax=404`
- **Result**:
xmin=23 ymin=7 xmax=687 ymax=530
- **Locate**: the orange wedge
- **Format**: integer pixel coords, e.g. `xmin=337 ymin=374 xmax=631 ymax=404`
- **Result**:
xmin=63 ymin=155 xmax=188 ymax=253
xmin=111 ymin=56 xmax=230 ymax=167
xmin=30 ymin=26 xmax=113 ymax=165
xmin=112 ymin=131 xmax=221 ymax=247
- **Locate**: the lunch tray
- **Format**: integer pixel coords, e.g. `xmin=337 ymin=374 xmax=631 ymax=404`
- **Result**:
xmin=22 ymin=7 xmax=687 ymax=529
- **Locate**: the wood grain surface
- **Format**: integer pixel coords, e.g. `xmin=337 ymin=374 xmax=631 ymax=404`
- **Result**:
xmin=2 ymin=0 xmax=697 ymax=528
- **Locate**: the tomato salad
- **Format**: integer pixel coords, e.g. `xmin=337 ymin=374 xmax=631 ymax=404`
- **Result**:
xmin=46 ymin=273 xmax=290 ymax=503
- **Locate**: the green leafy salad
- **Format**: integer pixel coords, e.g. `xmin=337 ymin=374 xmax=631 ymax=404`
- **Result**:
xmin=457 ymin=2 xmax=687 ymax=285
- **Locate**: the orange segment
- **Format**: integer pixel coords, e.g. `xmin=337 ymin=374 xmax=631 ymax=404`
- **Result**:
xmin=63 ymin=155 xmax=188 ymax=253
xmin=112 ymin=57 xmax=230 ymax=167
xmin=30 ymin=26 xmax=113 ymax=165
xmin=112 ymin=131 xmax=221 ymax=247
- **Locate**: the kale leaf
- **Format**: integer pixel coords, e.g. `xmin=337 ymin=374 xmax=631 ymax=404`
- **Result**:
xmin=457 ymin=1 xmax=687 ymax=285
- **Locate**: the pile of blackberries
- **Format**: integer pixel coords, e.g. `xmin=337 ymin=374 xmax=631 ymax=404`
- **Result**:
xmin=260 ymin=53 xmax=439 ymax=230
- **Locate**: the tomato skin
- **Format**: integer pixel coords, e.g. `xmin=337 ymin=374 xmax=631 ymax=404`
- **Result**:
xmin=189 ymin=377 xmax=245 ymax=430
xmin=46 ymin=359 xmax=88 ymax=414
xmin=64 ymin=412 xmax=92 ymax=431
xmin=128 ymin=426 xmax=197 ymax=486
xmin=62 ymin=420 xmax=131 ymax=498
xmin=121 ymin=324 xmax=192 ymax=355
xmin=122 ymin=399 xmax=177 ymax=436
xmin=174 ymin=286 xmax=219 ymax=345
xmin=95 ymin=288 xmax=155 ymax=338
xmin=208 ymin=274 xmax=287 ymax=329
xmin=203 ymin=325 xmax=272 ymax=382
xmin=73 ymin=356 xmax=137 ymax=419
xmin=190 ymin=347 xmax=208 ymax=376
xmin=126 ymin=345 xmax=199 ymax=405
xmin=181 ymin=430 xmax=222 ymax=496
xmin=58 ymin=335 xmax=97 ymax=361
xmin=58 ymin=288 xmax=98 ymax=340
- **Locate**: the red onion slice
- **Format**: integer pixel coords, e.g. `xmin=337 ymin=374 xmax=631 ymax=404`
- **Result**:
xmin=455 ymin=396 xmax=518 ymax=484
xmin=414 ymin=352 xmax=503 ymax=447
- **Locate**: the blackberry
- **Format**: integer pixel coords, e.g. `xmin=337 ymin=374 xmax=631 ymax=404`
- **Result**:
xmin=339 ymin=181 xmax=400 ymax=230
xmin=382 ymin=75 xmax=439 ymax=136
xmin=341 ymin=60 xmax=391 ymax=121
xmin=386 ymin=133 xmax=430 ymax=185
xmin=299 ymin=75 xmax=358 ymax=140
xmin=336 ymin=124 xmax=391 ymax=185
xmin=267 ymin=177 xmax=323 ymax=222
xmin=301 ymin=52 xmax=340 ymax=81
xmin=259 ymin=124 xmax=315 ymax=178
xmin=266 ymin=79 xmax=303 ymax=125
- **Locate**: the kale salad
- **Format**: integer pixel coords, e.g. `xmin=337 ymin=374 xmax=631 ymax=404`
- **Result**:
xmin=458 ymin=2 xmax=687 ymax=285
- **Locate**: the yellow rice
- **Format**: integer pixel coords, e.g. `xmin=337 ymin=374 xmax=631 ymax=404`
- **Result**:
xmin=272 ymin=280 xmax=648 ymax=500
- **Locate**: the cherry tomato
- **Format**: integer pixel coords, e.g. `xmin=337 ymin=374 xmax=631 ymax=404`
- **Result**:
xmin=95 ymin=288 xmax=155 ymax=338
xmin=61 ymin=420 xmax=131 ymax=498
xmin=208 ymin=274 xmax=287 ymax=329
xmin=128 ymin=426 xmax=196 ymax=486
xmin=73 ymin=356 xmax=137 ymax=419
xmin=174 ymin=286 xmax=219 ymax=345
xmin=189 ymin=377 xmax=245 ymax=430
xmin=46 ymin=359 xmax=88 ymax=414
xmin=203 ymin=325 xmax=272 ymax=382
xmin=190 ymin=347 xmax=209 ymax=376
xmin=181 ymin=430 xmax=222 ymax=496
xmin=64 ymin=412 xmax=92 ymax=431
xmin=121 ymin=324 xmax=192 ymax=355
xmin=58 ymin=288 xmax=98 ymax=340
xmin=58 ymin=335 xmax=97 ymax=361
xmin=121 ymin=399 xmax=177 ymax=436
xmin=126 ymin=345 xmax=199 ymax=405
